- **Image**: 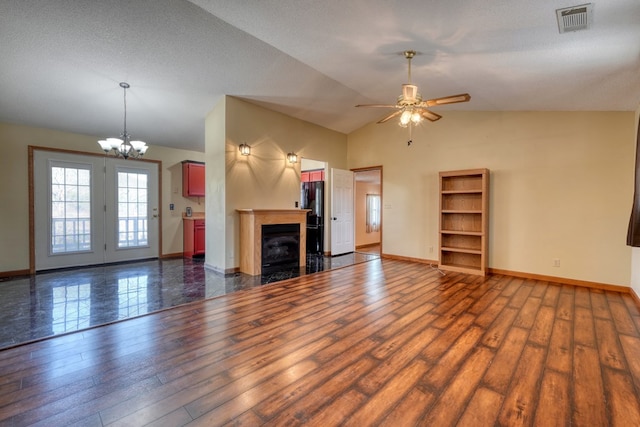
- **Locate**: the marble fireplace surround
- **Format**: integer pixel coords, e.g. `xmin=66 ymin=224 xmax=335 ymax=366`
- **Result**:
xmin=237 ymin=209 xmax=310 ymax=276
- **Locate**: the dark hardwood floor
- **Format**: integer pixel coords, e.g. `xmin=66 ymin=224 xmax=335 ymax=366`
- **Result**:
xmin=1 ymin=258 xmax=640 ymax=426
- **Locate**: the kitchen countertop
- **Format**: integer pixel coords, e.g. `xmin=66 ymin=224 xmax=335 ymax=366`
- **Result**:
xmin=182 ymin=212 xmax=205 ymax=219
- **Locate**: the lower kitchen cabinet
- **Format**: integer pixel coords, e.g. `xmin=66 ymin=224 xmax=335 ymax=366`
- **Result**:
xmin=183 ymin=218 xmax=205 ymax=257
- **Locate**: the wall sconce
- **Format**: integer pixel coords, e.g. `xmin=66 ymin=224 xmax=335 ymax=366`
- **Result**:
xmin=239 ymin=142 xmax=251 ymax=156
xmin=287 ymin=152 xmax=298 ymax=164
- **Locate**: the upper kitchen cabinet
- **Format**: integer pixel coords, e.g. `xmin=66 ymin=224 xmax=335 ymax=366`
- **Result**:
xmin=182 ymin=161 xmax=205 ymax=197
xmin=301 ymin=169 xmax=325 ymax=182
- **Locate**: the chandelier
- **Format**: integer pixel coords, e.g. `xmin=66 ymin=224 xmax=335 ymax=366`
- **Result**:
xmin=97 ymin=82 xmax=149 ymax=159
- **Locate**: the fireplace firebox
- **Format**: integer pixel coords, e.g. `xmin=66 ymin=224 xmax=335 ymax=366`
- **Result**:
xmin=261 ymin=223 xmax=300 ymax=273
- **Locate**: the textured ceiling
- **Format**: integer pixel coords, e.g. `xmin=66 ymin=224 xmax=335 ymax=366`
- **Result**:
xmin=1 ymin=0 xmax=639 ymax=152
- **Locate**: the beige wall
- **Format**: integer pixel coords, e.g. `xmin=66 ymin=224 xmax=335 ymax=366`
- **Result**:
xmin=3 ymin=107 xmax=637 ymax=289
xmin=209 ymin=97 xmax=347 ymax=272
xmin=301 ymin=158 xmax=326 ymax=172
xmin=204 ymin=97 xmax=227 ymax=272
xmin=355 ymin=181 xmax=381 ymax=247
xmin=348 ymin=111 xmax=635 ymax=287
xmin=0 ymin=122 xmax=205 ymax=273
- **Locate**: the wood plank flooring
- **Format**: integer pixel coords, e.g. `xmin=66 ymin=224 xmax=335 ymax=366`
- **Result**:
xmin=1 ymin=258 xmax=640 ymax=426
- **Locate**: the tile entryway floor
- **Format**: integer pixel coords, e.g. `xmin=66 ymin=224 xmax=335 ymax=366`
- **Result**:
xmin=0 ymin=251 xmax=379 ymax=349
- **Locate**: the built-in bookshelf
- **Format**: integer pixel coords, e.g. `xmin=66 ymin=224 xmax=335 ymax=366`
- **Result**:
xmin=438 ymin=168 xmax=489 ymax=276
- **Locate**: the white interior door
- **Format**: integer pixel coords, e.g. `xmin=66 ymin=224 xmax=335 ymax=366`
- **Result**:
xmin=34 ymin=150 xmax=159 ymax=270
xmin=330 ymin=168 xmax=355 ymax=256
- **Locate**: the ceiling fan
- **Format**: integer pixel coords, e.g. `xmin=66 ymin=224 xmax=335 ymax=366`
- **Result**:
xmin=356 ymin=50 xmax=471 ymax=128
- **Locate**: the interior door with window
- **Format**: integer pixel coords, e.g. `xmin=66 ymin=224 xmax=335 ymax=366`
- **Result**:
xmin=34 ymin=151 xmax=107 ymax=270
xmin=34 ymin=150 xmax=159 ymax=270
xmin=104 ymin=160 xmax=159 ymax=262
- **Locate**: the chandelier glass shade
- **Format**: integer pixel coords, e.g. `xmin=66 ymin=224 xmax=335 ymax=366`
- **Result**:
xmin=98 ymin=82 xmax=148 ymax=159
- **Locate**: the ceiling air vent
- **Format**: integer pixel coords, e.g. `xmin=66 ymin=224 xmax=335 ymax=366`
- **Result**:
xmin=556 ymin=3 xmax=593 ymax=33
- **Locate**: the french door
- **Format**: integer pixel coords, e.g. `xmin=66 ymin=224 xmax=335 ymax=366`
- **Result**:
xmin=33 ymin=150 xmax=159 ymax=271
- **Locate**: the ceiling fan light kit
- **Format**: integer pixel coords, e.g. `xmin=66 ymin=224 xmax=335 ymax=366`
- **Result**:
xmin=356 ymin=49 xmax=471 ymax=143
xmin=399 ymin=108 xmax=421 ymax=128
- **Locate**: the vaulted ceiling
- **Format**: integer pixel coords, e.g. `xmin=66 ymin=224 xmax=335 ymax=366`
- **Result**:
xmin=1 ymin=0 xmax=639 ymax=152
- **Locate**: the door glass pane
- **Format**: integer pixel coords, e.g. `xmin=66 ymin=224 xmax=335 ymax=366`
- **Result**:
xmin=50 ymin=165 xmax=92 ymax=254
xmin=117 ymin=171 xmax=149 ymax=248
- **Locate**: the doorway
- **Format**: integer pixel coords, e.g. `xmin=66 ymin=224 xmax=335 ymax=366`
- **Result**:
xmin=32 ymin=148 xmax=160 ymax=271
xmin=353 ymin=167 xmax=382 ymax=256
xmin=301 ymin=158 xmax=328 ymax=255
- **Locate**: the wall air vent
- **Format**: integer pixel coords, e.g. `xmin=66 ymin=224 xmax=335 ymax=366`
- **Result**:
xmin=556 ymin=3 xmax=593 ymax=33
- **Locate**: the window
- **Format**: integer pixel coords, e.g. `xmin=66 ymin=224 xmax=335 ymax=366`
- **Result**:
xmin=117 ymin=170 xmax=149 ymax=248
xmin=366 ymin=194 xmax=381 ymax=233
xmin=50 ymin=164 xmax=92 ymax=254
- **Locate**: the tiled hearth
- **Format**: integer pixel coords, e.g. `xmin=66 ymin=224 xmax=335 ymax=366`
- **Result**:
xmin=0 ymin=251 xmax=379 ymax=349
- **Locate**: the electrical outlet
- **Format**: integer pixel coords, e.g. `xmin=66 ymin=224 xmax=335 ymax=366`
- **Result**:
xmin=169 ymin=203 xmax=174 ymax=211
xmin=553 ymin=258 xmax=560 ymax=267
xmin=295 ymin=201 xmax=299 ymax=208
xmin=429 ymin=246 xmax=434 ymax=253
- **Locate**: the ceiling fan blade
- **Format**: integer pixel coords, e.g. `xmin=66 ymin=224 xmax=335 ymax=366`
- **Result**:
xmin=377 ymin=110 xmax=402 ymax=124
xmin=420 ymin=109 xmax=442 ymax=122
xmin=423 ymin=93 xmax=471 ymax=107
xmin=355 ymin=103 xmax=399 ymax=108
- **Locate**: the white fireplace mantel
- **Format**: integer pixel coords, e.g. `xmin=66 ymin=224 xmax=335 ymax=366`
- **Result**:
xmin=237 ymin=209 xmax=310 ymax=276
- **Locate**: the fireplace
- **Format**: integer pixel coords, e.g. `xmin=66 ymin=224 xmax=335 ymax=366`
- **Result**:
xmin=261 ymin=223 xmax=300 ymax=273
xmin=237 ymin=209 xmax=310 ymax=276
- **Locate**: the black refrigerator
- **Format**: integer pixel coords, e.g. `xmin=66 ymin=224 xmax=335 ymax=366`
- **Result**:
xmin=300 ymin=181 xmax=324 ymax=254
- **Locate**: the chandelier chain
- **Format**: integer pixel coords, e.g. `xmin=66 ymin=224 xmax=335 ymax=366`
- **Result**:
xmin=122 ymin=84 xmax=127 ymax=137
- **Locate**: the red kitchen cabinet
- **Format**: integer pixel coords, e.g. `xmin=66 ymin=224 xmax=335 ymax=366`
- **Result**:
xmin=182 ymin=161 xmax=205 ymax=197
xmin=309 ymin=170 xmax=324 ymax=181
xmin=184 ymin=218 xmax=205 ymax=257
xmin=301 ymin=169 xmax=324 ymax=182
